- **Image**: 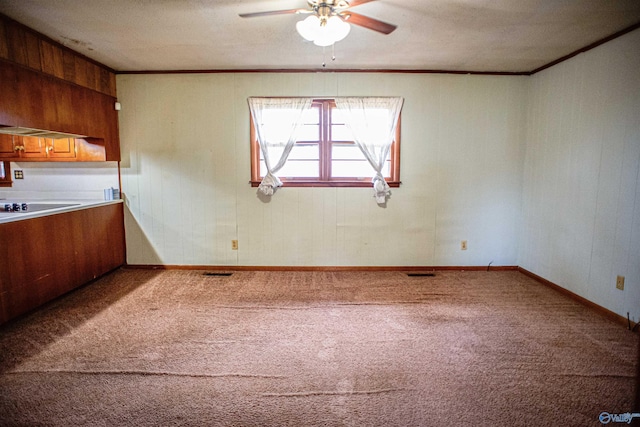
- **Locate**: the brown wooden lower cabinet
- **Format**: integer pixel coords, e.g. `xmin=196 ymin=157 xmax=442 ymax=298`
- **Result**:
xmin=0 ymin=202 xmax=125 ymax=325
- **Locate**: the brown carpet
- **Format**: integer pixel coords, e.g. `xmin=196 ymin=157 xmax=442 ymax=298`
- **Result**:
xmin=0 ymin=269 xmax=637 ymax=426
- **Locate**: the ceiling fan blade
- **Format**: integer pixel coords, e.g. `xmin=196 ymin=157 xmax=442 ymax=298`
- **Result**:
xmin=341 ymin=12 xmax=397 ymax=34
xmin=239 ymin=9 xmax=308 ymax=18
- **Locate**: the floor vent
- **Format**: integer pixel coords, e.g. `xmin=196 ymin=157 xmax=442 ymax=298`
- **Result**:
xmin=407 ymin=273 xmax=436 ymax=277
xmin=203 ymin=272 xmax=233 ymax=277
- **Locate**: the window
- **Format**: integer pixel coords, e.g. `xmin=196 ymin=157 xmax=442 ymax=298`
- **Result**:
xmin=250 ymin=99 xmax=400 ymax=187
xmin=0 ymin=161 xmax=11 ymax=187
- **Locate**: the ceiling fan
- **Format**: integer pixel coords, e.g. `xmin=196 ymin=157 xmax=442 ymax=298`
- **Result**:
xmin=239 ymin=0 xmax=397 ymax=47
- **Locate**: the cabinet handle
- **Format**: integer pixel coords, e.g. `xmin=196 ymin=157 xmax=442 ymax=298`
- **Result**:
xmin=14 ymin=146 xmax=25 ymax=151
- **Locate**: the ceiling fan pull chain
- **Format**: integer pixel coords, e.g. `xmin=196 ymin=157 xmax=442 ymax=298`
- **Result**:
xmin=321 ymin=44 xmax=336 ymax=67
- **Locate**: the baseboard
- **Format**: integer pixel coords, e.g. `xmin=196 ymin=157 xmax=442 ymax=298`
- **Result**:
xmin=517 ymin=267 xmax=638 ymax=332
xmin=123 ymin=264 xmax=519 ymax=272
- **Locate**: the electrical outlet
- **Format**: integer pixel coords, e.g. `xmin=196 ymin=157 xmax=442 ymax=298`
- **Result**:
xmin=461 ymin=240 xmax=467 ymax=251
xmin=231 ymin=240 xmax=238 ymax=250
xmin=14 ymin=170 xmax=23 ymax=179
xmin=616 ymin=275 xmax=625 ymax=291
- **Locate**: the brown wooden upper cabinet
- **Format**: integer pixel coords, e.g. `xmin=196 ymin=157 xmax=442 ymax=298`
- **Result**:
xmin=17 ymin=136 xmax=48 ymax=158
xmin=0 ymin=15 xmax=120 ymax=162
xmin=0 ymin=61 xmax=119 ymax=161
xmin=0 ymin=134 xmax=78 ymax=160
xmin=47 ymin=137 xmax=76 ymax=158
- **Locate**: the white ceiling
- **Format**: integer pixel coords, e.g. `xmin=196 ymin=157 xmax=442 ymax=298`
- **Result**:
xmin=1 ymin=0 xmax=639 ymax=73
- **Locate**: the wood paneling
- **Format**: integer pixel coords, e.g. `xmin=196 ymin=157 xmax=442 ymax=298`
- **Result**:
xmin=39 ymin=39 xmax=64 ymax=79
xmin=0 ymin=19 xmax=8 ymax=58
xmin=82 ymin=60 xmax=97 ymax=92
xmin=62 ymin=50 xmax=76 ymax=82
xmin=0 ymin=203 xmax=125 ymax=325
xmin=24 ymin=31 xmax=41 ymax=71
xmin=0 ymin=13 xmax=116 ymax=97
xmin=100 ymin=67 xmax=112 ymax=95
xmin=4 ymin=19 xmax=27 ymax=65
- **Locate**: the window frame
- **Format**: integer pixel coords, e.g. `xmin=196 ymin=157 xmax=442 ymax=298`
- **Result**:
xmin=250 ymin=98 xmax=401 ymax=188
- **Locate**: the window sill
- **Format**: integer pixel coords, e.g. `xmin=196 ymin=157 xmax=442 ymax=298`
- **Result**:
xmin=250 ymin=180 xmax=401 ymax=188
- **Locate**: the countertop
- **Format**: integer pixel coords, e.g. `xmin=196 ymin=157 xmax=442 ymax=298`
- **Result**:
xmin=0 ymin=199 xmax=123 ymax=224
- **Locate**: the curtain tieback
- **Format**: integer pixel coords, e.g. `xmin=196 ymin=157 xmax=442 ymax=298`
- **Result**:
xmin=258 ymin=172 xmax=283 ymax=196
xmin=372 ymin=172 xmax=390 ymax=204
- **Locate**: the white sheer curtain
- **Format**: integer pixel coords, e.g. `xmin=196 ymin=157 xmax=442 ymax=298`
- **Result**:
xmin=335 ymin=97 xmax=404 ymax=204
xmin=248 ymin=97 xmax=312 ymax=196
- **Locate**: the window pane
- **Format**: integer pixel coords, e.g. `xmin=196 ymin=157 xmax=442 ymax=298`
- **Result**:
xmin=279 ymin=160 xmax=319 ymax=178
xmin=331 ymin=160 xmax=373 ymax=178
xmin=301 ymin=106 xmax=320 ymax=124
xmin=297 ymin=124 xmax=319 ymax=141
xmin=261 ymin=143 xmax=318 ymax=161
xmin=260 ymin=144 xmax=319 ymax=178
xmin=289 ymin=143 xmax=319 ymax=160
xmin=331 ymin=160 xmax=390 ymax=178
xmin=334 ymin=107 xmax=394 ymax=143
xmin=331 ymin=144 xmax=391 ymax=178
xmin=331 ymin=108 xmax=347 ymax=124
xmin=296 ymin=104 xmax=320 ymax=142
xmin=0 ymin=162 xmax=4 ymax=179
xmin=263 ymin=146 xmax=286 ymax=163
xmin=259 ymin=106 xmax=319 ymax=143
xmin=332 ymin=143 xmax=366 ymax=160
xmin=382 ymin=160 xmax=390 ymax=177
xmin=331 ymin=124 xmax=353 ymax=142
xmin=260 ymin=109 xmax=300 ymax=143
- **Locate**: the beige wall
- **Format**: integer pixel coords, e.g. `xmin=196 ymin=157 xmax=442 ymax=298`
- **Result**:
xmin=519 ymin=28 xmax=640 ymax=321
xmin=117 ymin=29 xmax=640 ymax=320
xmin=117 ymin=72 xmax=527 ymax=267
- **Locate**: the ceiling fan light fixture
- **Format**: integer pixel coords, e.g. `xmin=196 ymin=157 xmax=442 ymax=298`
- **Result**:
xmin=296 ymin=15 xmax=320 ymax=41
xmin=296 ymin=14 xmax=351 ymax=46
xmin=327 ymin=15 xmax=351 ymax=41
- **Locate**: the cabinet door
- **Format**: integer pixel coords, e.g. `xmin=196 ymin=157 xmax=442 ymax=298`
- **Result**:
xmin=46 ymin=137 xmax=76 ymax=159
xmin=19 ymin=136 xmax=48 ymax=158
xmin=0 ymin=134 xmax=19 ymax=158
